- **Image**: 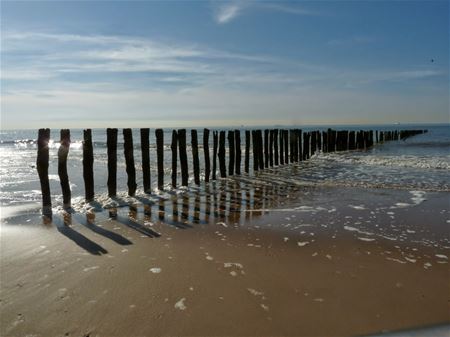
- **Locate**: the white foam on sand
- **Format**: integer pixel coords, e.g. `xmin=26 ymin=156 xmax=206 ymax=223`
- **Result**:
xmin=435 ymin=254 xmax=448 ymax=260
xmin=349 ymin=205 xmax=366 ymax=210
xmin=149 ymin=267 xmax=161 ymax=274
xmin=358 ymin=237 xmax=375 ymax=242
xmin=83 ymin=266 xmax=100 ymax=272
xmin=174 ymin=298 xmax=187 ymax=310
xmin=247 ymin=288 xmax=264 ymax=296
xmin=297 ymin=241 xmax=309 ymax=247
xmin=343 ymin=226 xmax=374 ymax=236
xmin=224 ymin=262 xmax=244 ymax=269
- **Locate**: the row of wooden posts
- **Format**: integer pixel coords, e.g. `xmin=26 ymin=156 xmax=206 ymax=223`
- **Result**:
xmin=36 ymin=128 xmax=426 ymax=211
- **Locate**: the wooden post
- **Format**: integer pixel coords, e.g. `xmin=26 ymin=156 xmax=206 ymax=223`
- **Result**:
xmin=317 ymin=131 xmax=322 ymax=152
xmin=178 ymin=129 xmax=189 ymax=186
xmin=245 ymin=130 xmax=250 ymax=173
xmin=58 ymin=129 xmax=71 ymax=209
xmin=212 ymin=131 xmax=218 ymax=180
xmin=269 ymin=129 xmax=274 ymax=167
xmin=257 ymin=130 xmax=264 ymax=170
xmin=203 ymin=128 xmax=211 ymax=182
xmin=228 ymin=130 xmax=235 ymax=176
xmin=298 ymin=129 xmax=303 ymax=160
xmin=349 ymin=131 xmax=356 ymax=150
xmin=279 ymin=130 xmax=284 ymax=165
xmin=219 ymin=131 xmax=227 ymax=177
xmin=107 ymin=128 xmax=117 ymax=197
xmin=302 ymin=132 xmax=309 ymax=160
xmin=155 ymin=129 xmax=164 ymax=190
xmin=140 ymin=128 xmax=151 ymax=193
xmin=284 ymin=130 xmax=289 ymax=164
xmin=37 ymin=128 xmax=51 ymax=214
xmin=171 ymin=130 xmax=178 ymax=188
xmin=235 ymin=130 xmax=241 ymax=175
xmin=191 ymin=129 xmax=200 ymax=185
xmin=252 ymin=130 xmax=258 ymax=172
xmin=83 ymin=129 xmax=95 ymax=201
xmin=123 ymin=129 xmax=137 ymax=196
xmin=289 ymin=130 xmax=294 ymax=163
xmin=274 ymin=129 xmax=279 ymax=166
xmin=264 ymin=129 xmax=269 ymax=168
xmin=311 ymin=131 xmax=316 ymax=156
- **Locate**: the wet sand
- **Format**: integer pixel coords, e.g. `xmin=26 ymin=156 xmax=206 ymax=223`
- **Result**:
xmin=1 ymin=184 xmax=449 ymax=336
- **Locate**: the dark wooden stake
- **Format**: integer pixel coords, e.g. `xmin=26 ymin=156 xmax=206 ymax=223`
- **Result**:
xmin=123 ymin=129 xmax=137 ymax=196
xmin=83 ymin=129 xmax=95 ymax=201
xmin=171 ymin=130 xmax=178 ymax=188
xmin=274 ymin=129 xmax=279 ymax=166
xmin=212 ymin=131 xmax=218 ymax=180
xmin=37 ymin=128 xmax=51 ymax=214
xmin=245 ymin=130 xmax=250 ymax=173
xmin=219 ymin=131 xmax=227 ymax=177
xmin=284 ymin=130 xmax=289 ymax=164
xmin=264 ymin=129 xmax=269 ymax=168
xmin=178 ymin=129 xmax=189 ymax=186
xmin=252 ymin=130 xmax=258 ymax=172
xmin=257 ymin=130 xmax=264 ymax=170
xmin=191 ymin=129 xmax=200 ymax=185
xmin=269 ymin=129 xmax=274 ymax=167
xmin=154 ymin=129 xmax=164 ymax=190
xmin=203 ymin=128 xmax=211 ymax=182
xmin=228 ymin=130 xmax=235 ymax=176
xmin=235 ymin=130 xmax=241 ymax=175
xmin=280 ymin=130 xmax=284 ymax=165
xmin=58 ymin=129 xmax=71 ymax=209
xmin=140 ymin=128 xmax=151 ymax=193
xmin=107 ymin=128 xmax=118 ymax=197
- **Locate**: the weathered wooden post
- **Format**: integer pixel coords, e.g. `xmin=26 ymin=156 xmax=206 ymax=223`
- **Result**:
xmin=289 ymin=130 xmax=294 ymax=163
xmin=178 ymin=129 xmax=189 ymax=186
xmin=264 ymin=129 xmax=269 ymax=168
xmin=155 ymin=129 xmax=164 ymax=190
xmin=140 ymin=128 xmax=151 ymax=193
xmin=245 ymin=130 xmax=250 ymax=173
xmin=219 ymin=131 xmax=226 ymax=177
xmin=171 ymin=130 xmax=178 ymax=188
xmin=37 ymin=128 xmax=51 ymax=214
xmin=212 ymin=131 xmax=218 ymax=180
xmin=269 ymin=129 xmax=274 ymax=167
xmin=107 ymin=128 xmax=118 ymax=197
xmin=274 ymin=129 xmax=279 ymax=166
xmin=235 ymin=130 xmax=241 ymax=175
xmin=349 ymin=131 xmax=356 ymax=150
xmin=298 ymin=129 xmax=303 ymax=160
xmin=279 ymin=130 xmax=284 ymax=165
xmin=58 ymin=129 xmax=71 ymax=209
xmin=252 ymin=130 xmax=259 ymax=172
xmin=191 ymin=129 xmax=200 ymax=185
xmin=257 ymin=130 xmax=264 ymax=170
xmin=303 ymin=132 xmax=310 ymax=160
xmin=228 ymin=130 xmax=235 ymax=176
xmin=317 ymin=131 xmax=322 ymax=152
xmin=311 ymin=131 xmax=317 ymax=156
xmin=376 ymin=130 xmax=379 ymax=143
xmin=284 ymin=130 xmax=289 ymax=164
xmin=123 ymin=129 xmax=137 ymax=196
xmin=204 ymin=128 xmax=211 ymax=182
xmin=83 ymin=129 xmax=95 ymax=201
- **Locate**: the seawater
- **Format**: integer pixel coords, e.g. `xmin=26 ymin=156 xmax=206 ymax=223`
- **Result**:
xmin=1 ymin=124 xmax=449 ymax=214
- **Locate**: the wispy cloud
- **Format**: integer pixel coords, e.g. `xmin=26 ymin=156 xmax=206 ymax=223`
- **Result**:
xmin=212 ymin=1 xmax=318 ymax=25
xmin=327 ymin=36 xmax=376 ymax=46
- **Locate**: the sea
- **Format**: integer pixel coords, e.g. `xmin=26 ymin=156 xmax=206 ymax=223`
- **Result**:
xmin=1 ymin=124 xmax=449 ymax=219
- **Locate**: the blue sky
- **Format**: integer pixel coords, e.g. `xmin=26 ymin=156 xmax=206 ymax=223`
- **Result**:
xmin=1 ymin=0 xmax=448 ymax=129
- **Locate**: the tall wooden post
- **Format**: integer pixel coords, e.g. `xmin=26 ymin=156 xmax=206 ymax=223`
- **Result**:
xmin=203 ymin=128 xmax=211 ymax=182
xmin=140 ymin=128 xmax=151 ymax=193
xmin=274 ymin=129 xmax=279 ymax=166
xmin=298 ymin=129 xmax=303 ymax=161
xmin=269 ymin=129 xmax=274 ymax=167
xmin=235 ymin=130 xmax=241 ymax=175
xmin=83 ymin=129 xmax=95 ymax=201
xmin=58 ymin=129 xmax=71 ymax=209
xmin=219 ymin=131 xmax=226 ymax=177
xmin=264 ymin=129 xmax=269 ymax=169
xmin=155 ymin=129 xmax=164 ymax=190
xmin=284 ymin=130 xmax=289 ymax=164
xmin=178 ymin=129 xmax=189 ymax=186
xmin=37 ymin=128 xmax=51 ymax=214
xmin=106 ymin=128 xmax=117 ymax=197
xmin=228 ymin=130 xmax=235 ymax=176
xmin=245 ymin=130 xmax=250 ymax=173
xmin=257 ymin=130 xmax=264 ymax=170
xmin=212 ymin=131 xmax=218 ymax=180
xmin=280 ymin=130 xmax=284 ymax=165
xmin=171 ymin=130 xmax=178 ymax=188
xmin=123 ymin=129 xmax=137 ymax=196
xmin=191 ymin=129 xmax=200 ymax=185
xmin=252 ymin=130 xmax=258 ymax=172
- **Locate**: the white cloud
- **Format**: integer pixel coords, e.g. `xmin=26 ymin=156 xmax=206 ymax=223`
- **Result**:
xmin=214 ymin=1 xmax=244 ymax=24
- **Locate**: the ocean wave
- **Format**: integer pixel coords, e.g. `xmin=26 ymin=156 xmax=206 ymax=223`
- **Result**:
xmin=315 ymin=153 xmax=450 ymax=170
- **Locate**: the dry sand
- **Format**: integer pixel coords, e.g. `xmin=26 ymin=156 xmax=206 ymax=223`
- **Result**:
xmin=1 ymin=184 xmax=449 ymax=336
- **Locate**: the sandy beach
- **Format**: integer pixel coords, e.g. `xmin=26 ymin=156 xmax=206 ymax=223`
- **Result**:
xmin=1 ymin=182 xmax=449 ymax=337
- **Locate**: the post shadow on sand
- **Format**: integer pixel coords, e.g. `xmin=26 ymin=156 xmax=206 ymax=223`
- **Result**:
xmin=44 ymin=214 xmax=109 ymax=256
xmin=72 ymin=212 xmax=132 ymax=246
xmin=111 ymin=206 xmax=161 ymax=238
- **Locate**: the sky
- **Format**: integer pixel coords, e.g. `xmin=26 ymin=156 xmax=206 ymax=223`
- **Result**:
xmin=1 ymin=0 xmax=448 ymax=129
